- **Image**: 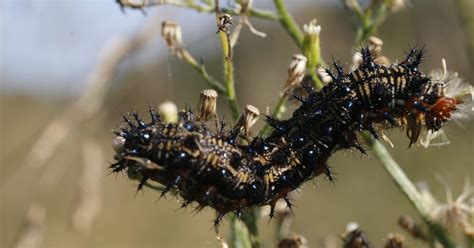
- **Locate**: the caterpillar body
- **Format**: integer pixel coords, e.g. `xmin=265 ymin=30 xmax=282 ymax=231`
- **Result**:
xmin=110 ymin=48 xmax=467 ymax=224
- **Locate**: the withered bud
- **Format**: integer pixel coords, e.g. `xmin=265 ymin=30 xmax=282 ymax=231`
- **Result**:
xmin=158 ymin=101 xmax=178 ymax=123
xmin=316 ymin=66 xmax=332 ymax=84
xmin=398 ymin=215 xmax=428 ymax=241
xmin=367 ymin=36 xmax=384 ymax=57
xmin=278 ymin=234 xmax=308 ymax=248
xmin=161 ymin=21 xmax=183 ymax=54
xmin=286 ymin=54 xmax=307 ymax=88
xmin=112 ymin=136 xmax=126 ymax=153
xmin=376 ymin=55 xmax=390 ymax=66
xmin=341 ymin=223 xmax=373 ymax=248
xmin=388 ymin=0 xmax=406 ymax=13
xmin=217 ymin=14 xmax=233 ymax=33
xmin=351 ymin=52 xmax=363 ymax=71
xmin=384 ymin=233 xmax=405 ymax=248
xmin=197 ymin=89 xmax=218 ymax=122
xmin=233 ymin=105 xmax=260 ymax=138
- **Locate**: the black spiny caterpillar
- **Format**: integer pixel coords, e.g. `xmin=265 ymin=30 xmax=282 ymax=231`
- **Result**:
xmin=110 ymin=48 xmax=467 ymax=225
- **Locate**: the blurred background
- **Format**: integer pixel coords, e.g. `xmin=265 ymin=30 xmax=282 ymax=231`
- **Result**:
xmin=1 ymin=0 xmax=473 ymax=247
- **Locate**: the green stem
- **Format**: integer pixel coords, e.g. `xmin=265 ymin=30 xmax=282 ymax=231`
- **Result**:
xmin=217 ymin=31 xmax=240 ymax=120
xmin=363 ymin=133 xmax=456 ymax=247
xmin=180 ymin=49 xmax=227 ymax=94
xmin=273 ymin=0 xmax=304 ymax=49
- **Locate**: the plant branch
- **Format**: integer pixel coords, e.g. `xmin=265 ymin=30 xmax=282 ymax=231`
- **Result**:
xmin=215 ymin=1 xmax=240 ymax=120
xmin=119 ymin=0 xmax=279 ymax=20
xmin=179 ymin=49 xmax=227 ymax=94
xmin=363 ymin=133 xmax=456 ymax=247
xmin=273 ymin=0 xmax=304 ymax=49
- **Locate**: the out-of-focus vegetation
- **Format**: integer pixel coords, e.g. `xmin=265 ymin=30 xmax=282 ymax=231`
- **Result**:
xmin=1 ymin=0 xmax=473 ymax=247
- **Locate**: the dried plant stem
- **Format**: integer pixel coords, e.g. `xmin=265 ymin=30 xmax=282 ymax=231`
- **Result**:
xmin=71 ymin=137 xmax=104 ymax=236
xmin=273 ymin=0 xmax=304 ymax=48
xmin=19 ymin=13 xmax=163 ymax=173
xmin=13 ymin=204 xmax=46 ymax=248
xmin=138 ymin=0 xmax=279 ymax=20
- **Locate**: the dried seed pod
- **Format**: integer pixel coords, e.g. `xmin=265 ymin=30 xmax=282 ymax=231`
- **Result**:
xmin=367 ymin=36 xmax=384 ymax=57
xmin=384 ymin=233 xmax=405 ymax=248
xmin=197 ymin=89 xmax=218 ymax=122
xmin=278 ymin=234 xmax=308 ymax=248
xmin=286 ymin=54 xmax=307 ymax=89
xmin=398 ymin=215 xmax=428 ymax=241
xmin=232 ymin=105 xmax=260 ymax=139
xmin=161 ymin=21 xmax=183 ymax=54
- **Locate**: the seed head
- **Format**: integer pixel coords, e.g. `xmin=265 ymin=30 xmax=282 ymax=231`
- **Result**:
xmin=197 ymin=89 xmax=218 ymax=122
xmin=367 ymin=36 xmax=383 ymax=57
xmin=233 ymin=105 xmax=260 ymax=138
xmin=286 ymin=54 xmax=307 ymax=88
xmin=162 ymin=21 xmax=183 ymax=55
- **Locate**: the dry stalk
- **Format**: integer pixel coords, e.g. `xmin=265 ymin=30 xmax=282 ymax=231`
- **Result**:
xmin=13 ymin=204 xmax=46 ymax=248
xmin=71 ymin=137 xmax=104 ymax=235
xmin=20 ymin=13 xmax=163 ymax=172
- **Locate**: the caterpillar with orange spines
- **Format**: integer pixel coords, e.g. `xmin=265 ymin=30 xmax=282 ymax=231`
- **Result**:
xmin=110 ymin=47 xmax=471 ymax=227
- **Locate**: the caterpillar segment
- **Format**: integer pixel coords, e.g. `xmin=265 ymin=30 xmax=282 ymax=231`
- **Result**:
xmin=110 ymin=47 xmax=467 ymax=227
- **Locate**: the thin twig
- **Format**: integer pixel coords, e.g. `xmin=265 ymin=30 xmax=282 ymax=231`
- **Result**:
xmin=71 ymin=137 xmax=104 ymax=236
xmin=118 ymin=0 xmax=279 ymax=20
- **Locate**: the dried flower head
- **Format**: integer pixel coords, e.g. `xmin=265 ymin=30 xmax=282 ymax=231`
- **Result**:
xmin=398 ymin=215 xmax=428 ymax=241
xmin=233 ymin=105 xmax=260 ymax=139
xmin=417 ymin=179 xmax=474 ymax=235
xmin=367 ymin=36 xmax=383 ymax=57
xmin=278 ymin=234 xmax=308 ymax=248
xmin=286 ymin=54 xmax=307 ymax=89
xmin=197 ymin=89 xmax=218 ymax=122
xmin=341 ymin=222 xmax=373 ymax=248
xmin=161 ymin=21 xmax=183 ymax=55
xmin=384 ymin=233 xmax=405 ymax=248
